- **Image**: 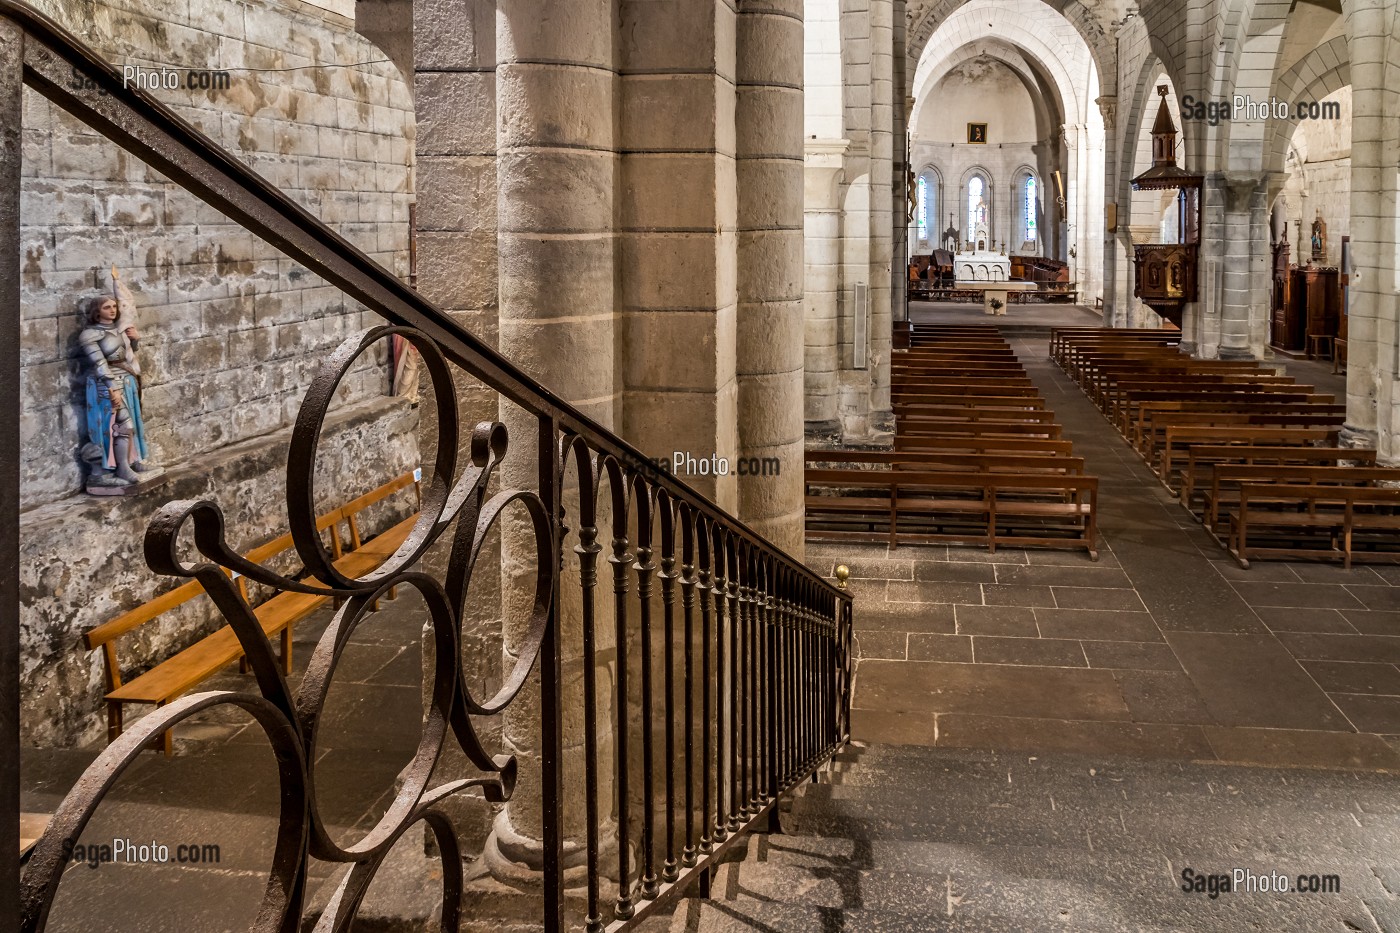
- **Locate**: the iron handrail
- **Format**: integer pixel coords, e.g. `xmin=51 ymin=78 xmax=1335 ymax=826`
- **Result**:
xmin=0 ymin=0 xmax=840 ymax=601
xmin=2 ymin=4 xmax=854 ymax=933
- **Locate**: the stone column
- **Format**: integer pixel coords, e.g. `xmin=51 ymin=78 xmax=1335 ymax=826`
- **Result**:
xmin=490 ymin=0 xmax=618 ymax=879
xmin=1215 ymin=172 xmax=1271 ymax=360
xmin=1096 ymin=94 xmax=1128 ymax=327
xmin=735 ymin=0 xmax=805 ymax=552
xmin=619 ymin=0 xmax=739 ymax=509
xmin=890 ymin=0 xmax=908 ymax=332
xmin=866 ymin=0 xmax=894 ymax=421
xmin=1341 ymin=0 xmax=1398 ymax=454
xmin=804 ymin=142 xmax=847 ymax=433
xmin=413 ymin=0 xmax=503 ymax=855
xmin=0 ymin=18 xmax=22 ymax=919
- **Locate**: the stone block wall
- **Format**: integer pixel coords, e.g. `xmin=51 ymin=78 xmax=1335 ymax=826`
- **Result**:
xmin=18 ymin=0 xmax=418 ymax=745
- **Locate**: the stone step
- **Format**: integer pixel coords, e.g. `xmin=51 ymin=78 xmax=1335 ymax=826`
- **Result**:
xmin=669 ymin=832 xmax=1385 ymax=933
xmin=675 ymin=870 xmax=1378 ymax=933
xmin=804 ymin=771 xmax=1400 ymax=823
xmin=783 ymin=791 xmax=1394 ymax=863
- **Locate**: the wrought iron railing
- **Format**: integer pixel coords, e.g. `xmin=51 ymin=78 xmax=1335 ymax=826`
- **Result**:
xmin=0 ymin=3 xmax=854 ymax=931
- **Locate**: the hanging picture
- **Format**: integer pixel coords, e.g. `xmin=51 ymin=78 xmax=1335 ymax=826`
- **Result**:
xmin=967 ymin=123 xmax=988 ymax=144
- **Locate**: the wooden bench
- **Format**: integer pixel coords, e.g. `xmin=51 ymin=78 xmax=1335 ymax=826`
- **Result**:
xmin=805 ymin=449 xmax=1086 ymax=478
xmin=894 ymin=435 xmax=1076 ymax=457
xmin=85 ymin=470 xmax=422 ymax=755
xmin=1140 ymin=409 xmax=1345 ymax=462
xmin=1120 ymin=391 xmax=1331 ymax=440
xmin=895 ymin=405 xmax=1058 ymax=425
xmin=1201 ymin=465 xmax=1400 ymax=532
xmin=1228 ymin=484 xmax=1400 ymax=569
xmin=1179 ymin=445 xmax=1378 ymax=513
xmin=805 ymin=467 xmax=1098 ymax=556
xmin=899 ymin=419 xmax=1064 ymax=439
xmin=1157 ymin=427 xmax=1337 ymax=489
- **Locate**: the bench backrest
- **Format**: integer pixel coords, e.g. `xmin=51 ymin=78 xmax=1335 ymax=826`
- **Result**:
xmin=84 ymin=469 xmax=421 ymax=688
xmin=1216 ymin=465 xmax=1400 ymax=485
xmin=806 ymin=467 xmax=1098 ymax=495
xmin=805 ymin=449 xmax=1085 ymax=474
xmin=1187 ymin=445 xmax=1377 ymax=466
xmin=1238 ymin=484 xmax=1400 ymax=506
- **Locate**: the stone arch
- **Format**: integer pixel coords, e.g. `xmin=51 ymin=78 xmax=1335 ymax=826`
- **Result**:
xmin=906 ymin=0 xmax=1116 ymax=99
xmin=1115 ymin=48 xmax=1188 ymax=236
xmin=1213 ymin=0 xmax=1295 ymax=172
xmin=1264 ymin=36 xmax=1350 ymax=176
xmin=909 ymin=2 xmax=1091 ymax=131
xmin=910 ymin=39 xmax=1067 ymax=136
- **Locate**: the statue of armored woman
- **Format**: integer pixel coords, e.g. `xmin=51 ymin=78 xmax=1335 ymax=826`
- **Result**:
xmin=78 ymin=267 xmax=161 ymax=494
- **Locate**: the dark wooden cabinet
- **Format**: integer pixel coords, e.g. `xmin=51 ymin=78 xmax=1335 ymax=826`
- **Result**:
xmin=1270 ymin=240 xmax=1290 ymax=350
xmin=1276 ymin=266 xmax=1339 ymax=354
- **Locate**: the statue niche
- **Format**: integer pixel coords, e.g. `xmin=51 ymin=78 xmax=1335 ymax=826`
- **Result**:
xmin=1310 ymin=213 xmax=1327 ymax=262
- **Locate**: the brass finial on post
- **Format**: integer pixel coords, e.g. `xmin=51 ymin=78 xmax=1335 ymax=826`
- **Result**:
xmin=835 ymin=565 xmax=850 ymax=589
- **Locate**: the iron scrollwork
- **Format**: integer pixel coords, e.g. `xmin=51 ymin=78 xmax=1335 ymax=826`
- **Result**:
xmin=19 ymin=325 xmax=555 ymax=933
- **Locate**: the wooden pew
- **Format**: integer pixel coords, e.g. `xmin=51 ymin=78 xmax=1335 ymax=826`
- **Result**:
xmin=1179 ymin=445 xmax=1378 ymax=512
xmin=1201 ymin=464 xmax=1400 ymax=532
xmin=1157 ymin=426 xmax=1337 ymax=489
xmin=1228 ymin=485 xmax=1400 ymax=569
xmin=805 ymin=467 xmax=1098 ymax=556
xmin=85 ymin=471 xmax=421 ymax=755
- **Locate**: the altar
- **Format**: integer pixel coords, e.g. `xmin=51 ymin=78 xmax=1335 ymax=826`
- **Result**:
xmin=953 ymin=221 xmax=1011 ymax=282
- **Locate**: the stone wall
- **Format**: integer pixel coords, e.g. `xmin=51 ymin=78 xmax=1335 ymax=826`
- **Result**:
xmin=20 ymin=399 xmax=419 ymax=747
xmin=18 ymin=0 xmax=418 ymax=745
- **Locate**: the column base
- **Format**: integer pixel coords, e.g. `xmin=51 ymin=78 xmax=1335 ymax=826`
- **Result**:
xmin=1217 ymin=347 xmax=1255 ymax=361
xmin=1339 ymin=423 xmax=1379 ymax=450
xmin=483 ymin=809 xmax=608 ymax=890
xmin=804 ymin=419 xmax=842 ymax=441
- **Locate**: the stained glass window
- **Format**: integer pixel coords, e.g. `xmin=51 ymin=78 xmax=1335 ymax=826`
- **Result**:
xmin=917 ymin=177 xmax=928 ymax=240
xmin=967 ymin=175 xmax=985 ymax=236
xmin=1025 ymin=176 xmax=1038 ymax=243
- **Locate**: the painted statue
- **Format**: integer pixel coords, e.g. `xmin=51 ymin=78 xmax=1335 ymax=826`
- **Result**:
xmin=78 ymin=267 xmax=158 ymax=492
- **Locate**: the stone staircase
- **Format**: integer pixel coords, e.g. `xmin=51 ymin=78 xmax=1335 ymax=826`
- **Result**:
xmin=667 ymin=742 xmax=1400 ymax=933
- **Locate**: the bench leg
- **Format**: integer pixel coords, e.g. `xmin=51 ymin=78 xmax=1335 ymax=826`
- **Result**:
xmin=282 ymin=627 xmax=294 ymax=676
xmin=107 ymin=701 xmax=124 ymax=744
xmin=155 ymin=701 xmax=173 ymax=758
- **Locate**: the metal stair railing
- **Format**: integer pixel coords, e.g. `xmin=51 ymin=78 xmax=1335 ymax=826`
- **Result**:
xmin=0 ymin=3 xmax=854 ymax=931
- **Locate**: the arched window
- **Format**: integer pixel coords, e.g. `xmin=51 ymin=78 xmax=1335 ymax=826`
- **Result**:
xmin=967 ymin=175 xmax=987 ymax=236
xmin=1024 ymin=176 xmax=1038 ymax=245
xmin=917 ymin=176 xmax=929 ymax=242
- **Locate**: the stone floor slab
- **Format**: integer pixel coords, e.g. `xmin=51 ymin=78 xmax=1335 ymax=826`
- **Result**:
xmin=907 ymin=633 xmax=974 ymax=663
xmin=953 ymin=604 xmax=1038 ymax=637
xmin=1201 ymin=726 xmax=1400 ymax=771
xmin=935 ymin=714 xmax=1216 ymax=761
xmin=1080 ymin=641 xmax=1182 ymax=672
xmin=854 ymin=660 xmax=1130 ymax=721
xmin=972 ymin=636 xmax=1087 ymax=667
xmin=1165 ymin=633 xmax=1351 ymax=731
xmin=1034 ymin=608 xmax=1161 ymax=642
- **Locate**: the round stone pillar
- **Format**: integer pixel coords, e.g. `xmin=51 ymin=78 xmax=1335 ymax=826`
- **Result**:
xmin=735 ymin=0 xmax=805 ymax=552
xmin=803 ymin=145 xmax=846 ymax=433
xmin=490 ymin=0 xmax=617 ymax=881
xmin=1340 ymin=0 xmax=1396 ymax=452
